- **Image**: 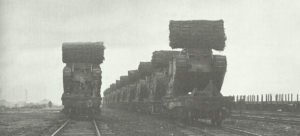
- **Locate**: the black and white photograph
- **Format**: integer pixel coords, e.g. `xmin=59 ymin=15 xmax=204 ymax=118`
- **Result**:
xmin=0 ymin=0 xmax=299 ymax=135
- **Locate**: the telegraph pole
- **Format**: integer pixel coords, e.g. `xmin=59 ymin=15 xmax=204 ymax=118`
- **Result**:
xmin=0 ymin=88 xmax=2 ymax=100
xmin=25 ymin=89 xmax=28 ymax=103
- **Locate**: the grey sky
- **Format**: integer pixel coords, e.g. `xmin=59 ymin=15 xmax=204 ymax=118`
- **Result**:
xmin=1 ymin=0 xmax=300 ymax=104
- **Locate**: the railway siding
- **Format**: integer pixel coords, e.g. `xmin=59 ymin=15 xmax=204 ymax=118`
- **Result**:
xmin=231 ymin=114 xmax=300 ymax=125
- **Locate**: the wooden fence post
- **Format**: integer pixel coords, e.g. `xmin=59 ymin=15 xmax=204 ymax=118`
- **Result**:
xmin=285 ymin=94 xmax=287 ymax=103
xmin=235 ymin=95 xmax=237 ymax=102
xmin=247 ymin=95 xmax=249 ymax=103
xmin=279 ymin=94 xmax=281 ymax=103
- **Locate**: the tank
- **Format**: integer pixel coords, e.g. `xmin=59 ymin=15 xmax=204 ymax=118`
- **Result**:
xmin=103 ymin=20 xmax=234 ymax=126
xmin=61 ymin=42 xmax=105 ymax=116
xmin=163 ymin=20 xmax=231 ymax=125
xmin=165 ymin=49 xmax=226 ymax=97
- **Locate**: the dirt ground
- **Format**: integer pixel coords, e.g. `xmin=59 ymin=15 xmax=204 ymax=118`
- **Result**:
xmin=0 ymin=108 xmax=188 ymax=136
xmin=97 ymin=108 xmax=300 ymax=136
xmin=0 ymin=107 xmax=299 ymax=136
xmin=0 ymin=108 xmax=65 ymax=136
xmin=224 ymin=117 xmax=300 ymax=136
xmin=96 ymin=108 xmax=187 ymax=136
xmin=227 ymin=110 xmax=300 ymax=136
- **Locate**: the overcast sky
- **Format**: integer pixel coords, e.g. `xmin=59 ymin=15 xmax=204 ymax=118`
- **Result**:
xmin=1 ymin=0 xmax=300 ymax=104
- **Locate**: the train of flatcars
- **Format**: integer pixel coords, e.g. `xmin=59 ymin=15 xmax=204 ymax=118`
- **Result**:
xmin=103 ymin=20 xmax=234 ymax=125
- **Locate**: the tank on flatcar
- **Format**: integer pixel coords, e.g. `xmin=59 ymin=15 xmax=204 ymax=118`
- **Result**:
xmin=103 ymin=20 xmax=234 ymax=126
xmin=163 ymin=20 xmax=233 ymax=125
xmin=62 ymin=42 xmax=105 ymax=115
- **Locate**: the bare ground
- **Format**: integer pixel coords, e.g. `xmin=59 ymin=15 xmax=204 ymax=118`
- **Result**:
xmin=224 ymin=118 xmax=300 ymax=136
xmin=96 ymin=108 xmax=187 ymax=136
xmin=0 ymin=108 xmax=65 ymax=136
xmin=0 ymin=107 xmax=299 ymax=136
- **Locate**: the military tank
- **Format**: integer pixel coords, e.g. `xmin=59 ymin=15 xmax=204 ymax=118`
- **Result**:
xmin=62 ymin=42 xmax=105 ymax=116
xmin=162 ymin=20 xmax=231 ymax=125
xmin=103 ymin=20 xmax=234 ymax=126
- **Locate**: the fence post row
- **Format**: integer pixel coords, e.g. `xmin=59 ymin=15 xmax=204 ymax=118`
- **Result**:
xmin=234 ymin=93 xmax=299 ymax=103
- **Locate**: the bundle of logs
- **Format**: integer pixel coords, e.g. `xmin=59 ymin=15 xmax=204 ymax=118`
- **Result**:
xmin=151 ymin=50 xmax=180 ymax=68
xmin=62 ymin=42 xmax=105 ymax=64
xmin=169 ymin=20 xmax=226 ymax=51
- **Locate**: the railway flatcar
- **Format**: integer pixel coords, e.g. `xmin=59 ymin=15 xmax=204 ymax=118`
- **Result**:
xmin=103 ymin=20 xmax=234 ymax=126
xmin=62 ymin=42 xmax=105 ymax=116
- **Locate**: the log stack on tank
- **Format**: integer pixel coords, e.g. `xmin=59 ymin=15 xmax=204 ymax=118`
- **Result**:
xmin=169 ymin=20 xmax=226 ymax=50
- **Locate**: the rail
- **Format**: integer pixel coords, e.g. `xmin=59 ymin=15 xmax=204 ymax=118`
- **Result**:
xmin=50 ymin=119 xmax=101 ymax=136
xmin=93 ymin=119 xmax=101 ymax=136
xmin=222 ymin=126 xmax=262 ymax=136
xmin=231 ymin=114 xmax=300 ymax=125
xmin=50 ymin=119 xmax=70 ymax=136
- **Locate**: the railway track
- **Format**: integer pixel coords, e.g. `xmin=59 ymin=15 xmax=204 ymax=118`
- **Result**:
xmin=187 ymin=125 xmax=262 ymax=136
xmin=177 ymin=119 xmax=262 ymax=136
xmin=222 ymin=126 xmax=262 ymax=136
xmin=50 ymin=119 xmax=101 ymax=136
xmin=231 ymin=114 xmax=300 ymax=125
xmin=233 ymin=111 xmax=300 ymax=118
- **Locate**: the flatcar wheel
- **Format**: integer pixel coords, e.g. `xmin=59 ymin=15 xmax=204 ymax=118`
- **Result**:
xmin=211 ymin=118 xmax=216 ymax=126
xmin=211 ymin=111 xmax=223 ymax=127
xmin=151 ymin=105 xmax=155 ymax=114
xmin=161 ymin=107 xmax=169 ymax=119
xmin=216 ymin=119 xmax=222 ymax=127
xmin=216 ymin=111 xmax=223 ymax=127
xmin=176 ymin=107 xmax=191 ymax=123
xmin=98 ymin=108 xmax=102 ymax=114
xmin=165 ymin=108 xmax=174 ymax=120
xmin=170 ymin=108 xmax=181 ymax=120
xmin=187 ymin=111 xmax=192 ymax=123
